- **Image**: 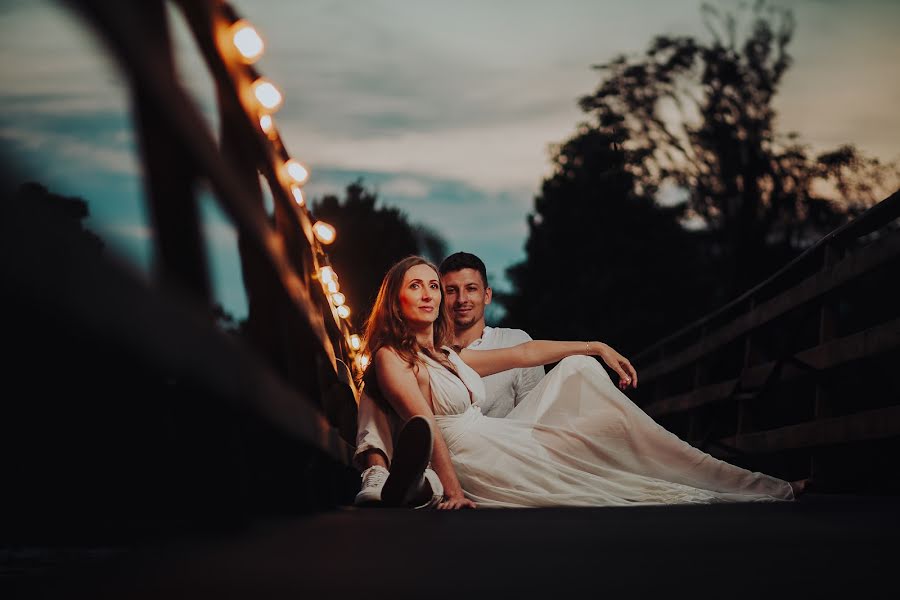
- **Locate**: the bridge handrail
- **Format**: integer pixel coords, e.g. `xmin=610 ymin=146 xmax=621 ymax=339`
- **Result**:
xmin=633 ymin=189 xmax=900 ymax=368
xmin=66 ymin=0 xmax=361 ymax=457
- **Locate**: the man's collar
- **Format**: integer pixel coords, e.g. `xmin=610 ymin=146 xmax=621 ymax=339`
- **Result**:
xmin=465 ymin=326 xmax=494 ymax=348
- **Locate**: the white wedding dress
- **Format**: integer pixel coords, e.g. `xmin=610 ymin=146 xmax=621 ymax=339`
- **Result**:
xmin=423 ymin=350 xmax=794 ymax=508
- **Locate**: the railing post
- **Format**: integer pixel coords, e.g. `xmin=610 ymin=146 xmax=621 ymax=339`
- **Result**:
xmin=811 ymin=244 xmax=840 ymax=483
xmin=132 ymin=0 xmax=211 ymax=305
xmin=688 ymin=326 xmax=708 ymax=442
xmin=736 ymin=297 xmax=756 ymax=435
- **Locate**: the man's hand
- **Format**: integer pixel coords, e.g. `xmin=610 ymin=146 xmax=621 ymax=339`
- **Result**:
xmin=592 ymin=342 xmax=638 ymax=390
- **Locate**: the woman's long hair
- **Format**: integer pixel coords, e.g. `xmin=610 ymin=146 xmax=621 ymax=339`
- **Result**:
xmin=359 ymin=255 xmax=455 ymax=391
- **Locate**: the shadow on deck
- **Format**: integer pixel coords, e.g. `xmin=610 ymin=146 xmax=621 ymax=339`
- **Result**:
xmin=5 ymin=494 xmax=898 ymax=599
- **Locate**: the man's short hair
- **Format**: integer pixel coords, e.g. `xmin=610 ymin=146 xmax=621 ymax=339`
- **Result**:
xmin=439 ymin=252 xmax=489 ymax=288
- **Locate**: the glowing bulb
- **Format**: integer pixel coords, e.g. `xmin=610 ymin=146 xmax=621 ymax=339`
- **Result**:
xmin=231 ymin=20 xmax=264 ymax=63
xmin=313 ymin=221 xmax=336 ymax=244
xmin=331 ymin=292 xmax=346 ymax=306
xmin=358 ymin=354 xmax=370 ymax=369
xmin=349 ymin=334 xmax=361 ymax=351
xmin=291 ymin=185 xmax=304 ymax=206
xmin=337 ymin=305 xmax=351 ymax=319
xmin=284 ymin=159 xmax=309 ymax=185
xmin=252 ymin=78 xmax=283 ymax=111
xmin=318 ymin=266 xmax=336 ymax=285
xmin=259 ymin=114 xmax=274 ymax=136
xmin=326 ymin=280 xmax=339 ymax=294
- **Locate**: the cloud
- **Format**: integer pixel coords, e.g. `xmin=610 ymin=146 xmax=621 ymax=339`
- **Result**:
xmin=377 ymin=177 xmax=432 ymax=199
xmin=0 ymin=126 xmax=139 ymax=176
xmin=102 ymin=222 xmax=153 ymax=241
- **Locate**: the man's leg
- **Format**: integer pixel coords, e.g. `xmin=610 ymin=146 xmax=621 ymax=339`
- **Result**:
xmin=354 ymin=393 xmax=396 ymax=505
xmin=354 ymin=449 xmax=391 ymax=505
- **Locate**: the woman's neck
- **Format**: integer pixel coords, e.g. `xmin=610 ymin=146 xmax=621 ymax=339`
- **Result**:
xmin=410 ymin=323 xmax=435 ymax=352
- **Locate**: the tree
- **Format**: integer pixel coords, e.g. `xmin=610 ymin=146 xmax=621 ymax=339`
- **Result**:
xmin=577 ymin=1 xmax=897 ymax=295
xmin=503 ymin=2 xmax=898 ymax=351
xmin=311 ymin=179 xmax=447 ymax=330
xmin=10 ymin=182 xmax=105 ymax=257
xmin=501 ymin=126 xmax=711 ymax=355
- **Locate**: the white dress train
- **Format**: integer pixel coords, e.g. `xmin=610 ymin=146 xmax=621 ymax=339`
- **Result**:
xmin=425 ymin=351 xmax=794 ymax=508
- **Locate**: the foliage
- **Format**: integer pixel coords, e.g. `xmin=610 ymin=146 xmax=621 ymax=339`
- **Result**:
xmin=10 ymin=182 xmax=105 ymax=256
xmin=577 ymin=1 xmax=897 ymax=292
xmin=500 ymin=128 xmax=711 ymax=354
xmin=503 ymin=2 xmax=898 ymax=351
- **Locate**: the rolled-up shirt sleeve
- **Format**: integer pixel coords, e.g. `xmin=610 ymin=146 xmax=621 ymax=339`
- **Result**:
xmin=509 ymin=330 xmax=545 ymax=406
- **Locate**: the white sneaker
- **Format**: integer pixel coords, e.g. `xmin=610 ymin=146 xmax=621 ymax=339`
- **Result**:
xmin=354 ymin=465 xmax=389 ymax=505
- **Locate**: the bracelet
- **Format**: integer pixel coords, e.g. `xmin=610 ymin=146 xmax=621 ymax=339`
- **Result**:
xmin=585 ymin=341 xmax=591 ymax=354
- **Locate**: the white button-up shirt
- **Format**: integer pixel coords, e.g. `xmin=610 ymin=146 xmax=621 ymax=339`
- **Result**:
xmin=466 ymin=326 xmax=545 ymax=418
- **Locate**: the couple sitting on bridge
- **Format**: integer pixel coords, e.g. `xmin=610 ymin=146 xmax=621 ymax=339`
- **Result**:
xmin=354 ymin=252 xmax=805 ymax=509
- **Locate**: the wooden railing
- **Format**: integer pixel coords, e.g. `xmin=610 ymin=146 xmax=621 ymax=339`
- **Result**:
xmin=63 ymin=0 xmax=362 ymax=460
xmin=631 ymin=190 xmax=900 ymax=490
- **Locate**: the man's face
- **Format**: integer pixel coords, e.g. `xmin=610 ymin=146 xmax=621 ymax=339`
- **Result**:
xmin=441 ymin=268 xmax=492 ymax=330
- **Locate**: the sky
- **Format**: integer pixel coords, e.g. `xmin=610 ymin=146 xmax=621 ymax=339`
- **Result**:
xmin=1 ymin=0 xmax=898 ymax=320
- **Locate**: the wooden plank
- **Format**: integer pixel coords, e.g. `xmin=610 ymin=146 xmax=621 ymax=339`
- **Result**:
xmin=645 ymin=317 xmax=900 ymax=417
xmin=646 ymin=380 xmax=737 ymax=417
xmin=716 ymin=406 xmax=900 ymax=454
xmin=640 ymin=231 xmax=900 ymax=381
xmin=132 ymin=0 xmax=210 ymax=303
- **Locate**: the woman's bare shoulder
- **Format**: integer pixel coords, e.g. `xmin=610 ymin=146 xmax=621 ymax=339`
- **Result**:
xmin=374 ymin=347 xmax=419 ymax=376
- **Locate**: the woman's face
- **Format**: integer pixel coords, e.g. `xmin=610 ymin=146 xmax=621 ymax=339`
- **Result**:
xmin=398 ymin=263 xmax=441 ymax=327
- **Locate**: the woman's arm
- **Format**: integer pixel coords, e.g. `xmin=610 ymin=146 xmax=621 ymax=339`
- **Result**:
xmin=459 ymin=340 xmax=638 ymax=390
xmin=374 ymin=348 xmax=476 ymax=509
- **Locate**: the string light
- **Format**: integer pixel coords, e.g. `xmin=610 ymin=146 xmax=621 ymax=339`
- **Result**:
xmin=318 ymin=266 xmax=336 ymax=285
xmin=358 ymin=354 xmax=370 ymax=369
xmin=284 ymin=159 xmax=309 ymax=185
xmin=326 ymin=280 xmax=339 ymax=294
xmin=291 ymin=185 xmax=304 ymax=206
xmin=230 ymin=20 xmax=265 ymax=63
xmin=331 ymin=292 xmax=346 ymax=306
xmin=313 ymin=221 xmax=336 ymax=244
xmin=349 ymin=334 xmax=361 ymax=351
xmin=252 ymin=78 xmax=283 ymax=112
xmin=259 ymin=114 xmax=275 ymax=137
xmin=337 ymin=305 xmax=351 ymax=319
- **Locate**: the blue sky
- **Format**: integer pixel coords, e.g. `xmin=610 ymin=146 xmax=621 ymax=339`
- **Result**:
xmin=2 ymin=0 xmax=898 ymax=320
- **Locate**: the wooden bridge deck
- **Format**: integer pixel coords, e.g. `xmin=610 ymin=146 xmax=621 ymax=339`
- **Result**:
xmin=5 ymin=494 xmax=898 ymax=599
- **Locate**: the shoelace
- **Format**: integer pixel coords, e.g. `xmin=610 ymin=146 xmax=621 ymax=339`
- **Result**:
xmin=362 ymin=467 xmax=388 ymax=489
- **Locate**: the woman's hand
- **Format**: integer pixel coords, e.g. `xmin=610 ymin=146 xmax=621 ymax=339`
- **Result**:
xmin=590 ymin=342 xmax=638 ymax=390
xmin=437 ymin=491 xmax=477 ymax=510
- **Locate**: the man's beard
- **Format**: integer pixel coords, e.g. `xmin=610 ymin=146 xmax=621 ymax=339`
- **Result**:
xmin=452 ymin=312 xmax=479 ymax=330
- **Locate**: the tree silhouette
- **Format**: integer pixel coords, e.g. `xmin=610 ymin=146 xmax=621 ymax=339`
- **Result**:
xmin=500 ymin=127 xmax=711 ymax=354
xmin=310 ymin=179 xmax=447 ymax=330
xmin=577 ymin=1 xmax=898 ymax=295
xmin=503 ymin=2 xmax=898 ymax=350
xmin=9 ymin=182 xmax=105 ymax=257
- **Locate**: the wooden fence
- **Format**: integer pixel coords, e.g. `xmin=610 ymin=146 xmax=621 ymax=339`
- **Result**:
xmin=66 ymin=0 xmax=362 ymax=455
xmin=631 ymin=190 xmax=900 ymax=490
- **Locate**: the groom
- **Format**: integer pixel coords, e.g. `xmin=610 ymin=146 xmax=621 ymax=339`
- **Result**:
xmin=353 ymin=252 xmax=545 ymax=506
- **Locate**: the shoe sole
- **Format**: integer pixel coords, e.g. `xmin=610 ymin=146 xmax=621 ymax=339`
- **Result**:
xmin=381 ymin=415 xmax=433 ymax=507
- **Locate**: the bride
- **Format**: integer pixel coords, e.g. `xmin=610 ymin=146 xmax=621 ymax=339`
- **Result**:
xmin=360 ymin=256 xmax=803 ymax=509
